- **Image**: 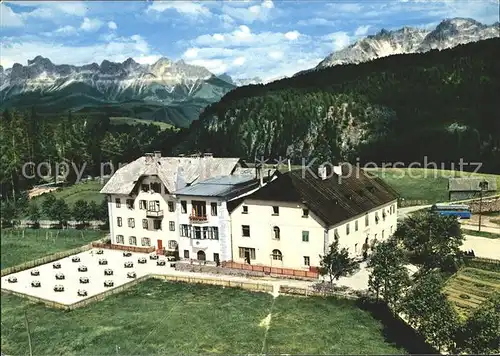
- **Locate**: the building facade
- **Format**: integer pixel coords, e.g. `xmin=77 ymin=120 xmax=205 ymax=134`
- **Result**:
xmin=228 ymin=166 xmax=398 ymax=270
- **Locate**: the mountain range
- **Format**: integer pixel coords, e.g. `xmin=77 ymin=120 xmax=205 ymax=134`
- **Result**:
xmin=295 ymin=18 xmax=498 ymax=75
xmin=0 ymin=18 xmax=497 ymax=128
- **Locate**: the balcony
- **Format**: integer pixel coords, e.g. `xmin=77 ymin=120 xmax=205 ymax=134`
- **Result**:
xmin=189 ymin=215 xmax=208 ymax=223
xmin=146 ymin=210 xmax=163 ymax=218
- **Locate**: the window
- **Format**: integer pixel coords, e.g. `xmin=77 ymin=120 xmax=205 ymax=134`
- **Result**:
xmin=382 ymin=230 xmax=385 ymax=239
xmin=184 ymin=250 xmax=190 ymax=259
xmin=242 ymin=205 xmax=248 ymax=214
xmin=355 ymin=243 xmax=358 ymax=253
xmin=272 ymin=249 xmax=282 ymax=261
xmin=272 ymin=206 xmax=279 ymax=215
xmin=209 ymin=227 xmax=219 ymax=240
xmin=142 ymin=219 xmax=148 ymax=229
xmin=180 ymin=224 xmax=190 ymax=237
xmin=365 ymin=213 xmax=369 ymax=227
xmin=153 ymin=220 xmax=161 ymax=230
xmin=139 ymin=200 xmax=147 ymax=210
xmin=181 ymin=200 xmax=187 ymax=214
xmin=382 ymin=209 xmax=386 ymax=221
xmin=239 ymin=247 xmax=256 ymax=260
xmin=141 ymin=184 xmax=149 ymax=192
xmin=334 ymin=229 xmax=340 ymax=240
xmin=273 ymin=226 xmax=280 ymax=240
xmin=302 ymin=231 xmax=309 ymax=242
xmin=192 ymin=201 xmax=206 ymax=217
xmin=346 ymin=223 xmax=350 ymax=235
xmin=213 ymin=253 xmax=220 ymax=262
xmin=211 ymin=202 xmax=218 ymax=216
xmin=193 ymin=226 xmax=202 ymax=239
xmin=169 ymin=221 xmax=175 ymax=231
xmin=375 ymin=212 xmax=379 ymax=224
xmin=168 ymin=240 xmax=177 ymax=249
xmin=242 ymin=225 xmax=250 ymax=237
xmin=304 ymin=256 xmax=310 ymax=266
xmin=390 ymin=226 xmax=393 ymax=234
xmin=168 ymin=201 xmax=175 ymax=212
xmin=141 ymin=237 xmax=151 ymax=246
xmin=128 ymin=218 xmax=135 ymax=228
xmin=126 ymin=199 xmax=134 ymax=209
xmin=117 ymin=217 xmax=122 ymax=227
xmin=302 ymin=208 xmax=309 ymax=218
xmin=202 ymin=227 xmax=208 ymax=239
xmin=115 ymin=198 xmax=121 ymax=208
xmin=129 ymin=236 xmax=137 ymax=245
xmin=148 ymin=200 xmax=160 ymax=212
xmin=116 ymin=235 xmax=124 ymax=244
xmin=151 ymin=182 xmax=161 ymax=193
xmin=355 ymin=220 xmax=359 ymax=231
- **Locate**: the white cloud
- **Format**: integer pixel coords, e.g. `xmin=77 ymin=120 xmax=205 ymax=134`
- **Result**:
xmin=53 ymin=25 xmax=78 ymax=36
xmin=146 ymin=2 xmax=211 ymax=17
xmin=327 ymin=3 xmax=363 ymax=13
xmin=232 ymin=56 xmax=246 ymax=66
xmin=297 ymin=18 xmax=336 ymax=26
xmin=284 ymin=30 xmax=300 ymax=40
xmin=108 ymin=21 xmax=117 ymax=30
xmin=80 ymin=17 xmax=103 ymax=32
xmin=184 ymin=48 xmax=199 ymax=59
xmin=221 ymin=0 xmax=275 ymax=23
xmin=9 ymin=1 xmax=88 ymax=21
xmin=1 ymin=3 xmax=24 ymax=27
xmin=322 ymin=32 xmax=351 ymax=50
xmin=354 ymin=25 xmax=371 ymax=37
xmin=269 ymin=51 xmax=283 ymax=60
xmin=187 ymin=59 xmax=228 ymax=75
xmin=0 ymin=34 xmax=159 ymax=69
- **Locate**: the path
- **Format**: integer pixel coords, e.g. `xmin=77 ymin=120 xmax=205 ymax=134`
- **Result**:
xmin=461 ymin=235 xmax=500 ymax=260
xmin=460 ymin=223 xmax=500 ymax=235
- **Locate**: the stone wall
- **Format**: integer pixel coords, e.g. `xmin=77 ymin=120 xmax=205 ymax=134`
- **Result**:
xmin=469 ymin=196 xmax=500 ymax=213
xmin=174 ymin=262 xmax=318 ymax=281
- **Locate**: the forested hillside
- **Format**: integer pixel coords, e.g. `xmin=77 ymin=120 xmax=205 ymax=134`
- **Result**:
xmin=179 ymin=38 xmax=500 ymax=173
xmin=0 ymin=110 xmax=186 ymax=200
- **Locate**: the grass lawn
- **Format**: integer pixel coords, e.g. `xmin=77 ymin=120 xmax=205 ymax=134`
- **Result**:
xmin=0 ymin=229 xmax=105 ymax=269
xmin=462 ymin=229 xmax=500 ymax=239
xmin=31 ymin=180 xmax=104 ymax=214
xmin=443 ymin=266 xmax=500 ymax=319
xmin=365 ymin=168 xmax=500 ymax=205
xmin=1 ymin=280 xmax=421 ymax=355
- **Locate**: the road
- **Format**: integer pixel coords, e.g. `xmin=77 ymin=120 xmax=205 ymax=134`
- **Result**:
xmin=461 ymin=235 xmax=500 ymax=260
xmin=460 ymin=223 xmax=500 ymax=234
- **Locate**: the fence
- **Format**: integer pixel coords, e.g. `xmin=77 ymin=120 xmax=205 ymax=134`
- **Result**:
xmin=222 ymin=261 xmax=319 ymax=279
xmin=91 ymin=242 xmax=155 ymax=254
xmin=0 ymin=244 xmax=92 ymax=277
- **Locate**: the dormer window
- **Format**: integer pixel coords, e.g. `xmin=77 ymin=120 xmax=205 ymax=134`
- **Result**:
xmin=302 ymin=208 xmax=309 ymax=218
xmin=151 ymin=182 xmax=161 ymax=193
xmin=126 ymin=199 xmax=134 ymax=209
xmin=272 ymin=206 xmax=279 ymax=216
xmin=141 ymin=184 xmax=149 ymax=192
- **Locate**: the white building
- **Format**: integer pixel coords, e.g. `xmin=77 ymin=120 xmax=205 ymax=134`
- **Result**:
xmin=99 ymin=152 xmax=244 ymax=253
xmin=174 ymin=174 xmax=275 ymax=263
xmin=227 ymin=165 xmax=398 ymax=271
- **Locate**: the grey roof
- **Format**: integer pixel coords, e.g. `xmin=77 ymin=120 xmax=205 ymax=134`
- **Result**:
xmin=448 ymin=178 xmax=497 ymax=192
xmin=174 ymin=175 xmax=256 ymax=197
xmin=100 ymin=156 xmax=242 ymax=195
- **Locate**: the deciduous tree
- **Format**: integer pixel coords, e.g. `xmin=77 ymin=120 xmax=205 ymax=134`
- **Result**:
xmin=72 ymin=200 xmax=90 ymax=224
xmin=319 ymin=236 xmax=359 ymax=284
xmin=368 ymin=239 xmax=410 ymax=312
xmin=456 ymin=293 xmax=500 ymax=355
xmin=402 ymin=271 xmax=459 ymax=352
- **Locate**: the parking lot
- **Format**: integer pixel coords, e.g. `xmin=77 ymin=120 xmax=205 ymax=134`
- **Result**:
xmin=1 ymin=248 xmax=173 ymax=305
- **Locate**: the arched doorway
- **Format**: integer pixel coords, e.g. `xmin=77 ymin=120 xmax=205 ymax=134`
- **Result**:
xmin=197 ymin=250 xmax=206 ymax=261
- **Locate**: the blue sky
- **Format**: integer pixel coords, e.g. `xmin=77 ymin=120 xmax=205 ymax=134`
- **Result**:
xmin=1 ymin=0 xmax=498 ymax=80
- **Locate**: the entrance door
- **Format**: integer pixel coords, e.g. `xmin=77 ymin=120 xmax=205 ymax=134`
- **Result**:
xmin=157 ymin=239 xmax=163 ymax=250
xmin=245 ymin=250 xmax=251 ymax=265
xmin=197 ymin=250 xmax=206 ymax=261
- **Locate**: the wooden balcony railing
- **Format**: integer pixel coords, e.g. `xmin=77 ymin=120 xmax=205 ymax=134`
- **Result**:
xmin=189 ymin=215 xmax=208 ymax=223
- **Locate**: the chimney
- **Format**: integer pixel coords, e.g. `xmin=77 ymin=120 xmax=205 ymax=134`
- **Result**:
xmin=145 ymin=153 xmax=154 ymax=163
xmin=153 ymin=151 xmax=161 ymax=159
xmin=318 ymin=166 xmax=327 ymax=180
xmin=256 ymin=164 xmax=263 ymax=187
xmin=333 ymin=164 xmax=342 ymax=176
xmin=288 ymin=159 xmax=291 ymax=172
